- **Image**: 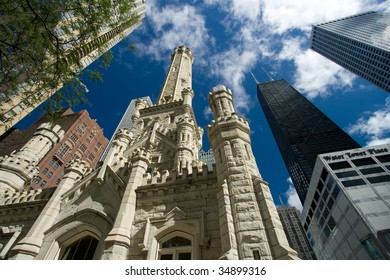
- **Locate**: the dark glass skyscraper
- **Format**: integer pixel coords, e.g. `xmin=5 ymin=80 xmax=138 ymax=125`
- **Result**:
xmin=257 ymin=79 xmax=361 ymax=203
xmin=310 ymin=11 xmax=390 ymax=93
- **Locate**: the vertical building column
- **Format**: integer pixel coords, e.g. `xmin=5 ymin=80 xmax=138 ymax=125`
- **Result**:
xmin=0 ymin=123 xmax=64 ymax=197
xmin=8 ymin=160 xmax=90 ymax=259
xmin=174 ymin=116 xmax=195 ymax=174
xmin=102 ymin=148 xmax=150 ymax=260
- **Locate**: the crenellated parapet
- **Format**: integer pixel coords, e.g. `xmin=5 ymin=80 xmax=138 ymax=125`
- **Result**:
xmin=63 ymin=159 xmax=91 ymax=182
xmin=208 ymin=85 xmax=235 ymax=118
xmin=131 ymin=147 xmax=151 ymax=166
xmin=171 ymin=45 xmax=193 ymax=63
xmin=141 ymin=163 xmax=216 ymax=186
xmin=0 ymin=188 xmax=54 ymax=206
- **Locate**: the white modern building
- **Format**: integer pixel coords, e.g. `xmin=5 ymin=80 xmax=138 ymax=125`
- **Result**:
xmin=301 ymin=144 xmax=390 ymax=259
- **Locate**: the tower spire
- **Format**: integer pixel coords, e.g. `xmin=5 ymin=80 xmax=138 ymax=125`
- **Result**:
xmin=157 ymin=45 xmax=194 ymax=104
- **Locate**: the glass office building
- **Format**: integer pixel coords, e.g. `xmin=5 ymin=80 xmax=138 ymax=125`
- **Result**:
xmin=310 ymin=11 xmax=390 ymax=93
xmin=257 ymin=80 xmax=361 ymax=204
xmin=100 ymin=96 xmax=152 ymax=161
xmin=301 ymin=144 xmax=390 ymax=259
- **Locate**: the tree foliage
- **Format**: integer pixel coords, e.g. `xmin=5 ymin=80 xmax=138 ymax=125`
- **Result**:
xmin=0 ymin=0 xmax=139 ymax=121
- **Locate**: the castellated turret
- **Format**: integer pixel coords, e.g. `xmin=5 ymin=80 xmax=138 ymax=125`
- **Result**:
xmin=207 ymin=85 xmax=299 ymax=260
xmin=0 ymin=123 xmax=64 ymax=195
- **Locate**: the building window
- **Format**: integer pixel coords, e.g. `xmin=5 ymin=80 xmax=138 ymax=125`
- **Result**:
xmin=352 ymin=157 xmax=376 ymax=167
xmin=34 ymin=176 xmax=42 ymax=184
xmin=329 ymin=161 xmax=351 ymax=170
xmin=342 ymin=178 xmax=366 ymax=187
xmin=55 ymin=178 xmax=61 ymax=185
xmin=335 ymin=170 xmax=359 ymax=178
xmin=367 ymin=175 xmax=390 ymax=184
xmin=61 ymin=236 xmax=99 ymax=260
xmin=50 ymin=159 xmax=55 ymax=166
xmin=376 ymin=154 xmax=390 ymax=163
xmin=320 ymin=168 xmax=328 ymax=181
xmin=47 ymin=172 xmax=53 ymax=179
xmin=53 ymin=162 xmax=59 ymax=170
xmin=40 ymin=181 xmax=47 ymax=188
xmin=360 ymin=166 xmax=385 ymax=175
xmin=70 ymin=134 xmax=78 ymax=143
xmin=158 ymin=235 xmax=192 ymax=260
xmin=361 ymin=238 xmax=384 ymax=260
xmin=58 ymin=144 xmax=70 ymax=157
xmin=80 ymin=144 xmax=87 ymax=153
xmin=81 ymin=122 xmax=87 ymax=129
xmin=42 ymin=168 xmax=48 ymax=175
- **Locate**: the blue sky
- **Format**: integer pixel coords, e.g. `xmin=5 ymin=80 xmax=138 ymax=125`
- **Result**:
xmin=18 ymin=0 xmax=390 ymax=210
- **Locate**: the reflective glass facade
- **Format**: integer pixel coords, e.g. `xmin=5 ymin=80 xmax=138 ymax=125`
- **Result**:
xmin=257 ymin=80 xmax=361 ymax=204
xmin=310 ymin=11 xmax=390 ymax=93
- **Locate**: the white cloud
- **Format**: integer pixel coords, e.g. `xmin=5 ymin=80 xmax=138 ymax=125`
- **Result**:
xmin=204 ymin=0 xmax=261 ymax=22
xmin=261 ymin=0 xmax=380 ymax=34
xmin=348 ymin=97 xmax=390 ymax=146
xmin=285 ymin=178 xmax=303 ymax=211
xmin=203 ymin=106 xmax=212 ymax=120
xmin=136 ymin=0 xmax=213 ymax=64
xmin=209 ymin=48 xmax=258 ymax=112
xmin=277 ymin=37 xmax=356 ymax=98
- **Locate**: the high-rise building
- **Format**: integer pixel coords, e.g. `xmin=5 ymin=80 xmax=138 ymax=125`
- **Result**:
xmin=277 ymin=206 xmax=316 ymax=260
xmin=0 ymin=46 xmax=299 ymax=260
xmin=0 ymin=0 xmax=147 ymax=136
xmin=301 ymin=144 xmax=390 ymax=259
xmin=310 ymin=11 xmax=390 ymax=93
xmin=257 ymin=79 xmax=361 ymax=204
xmin=0 ymin=108 xmax=108 ymax=189
xmin=100 ymin=97 xmax=152 ymax=161
xmin=198 ymin=149 xmax=215 ymax=170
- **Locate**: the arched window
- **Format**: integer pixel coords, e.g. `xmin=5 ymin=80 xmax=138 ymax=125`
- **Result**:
xmin=158 ymin=234 xmax=193 ymax=260
xmin=60 ymin=235 xmax=98 ymax=260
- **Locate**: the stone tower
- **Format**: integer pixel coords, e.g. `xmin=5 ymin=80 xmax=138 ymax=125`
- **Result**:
xmin=4 ymin=46 xmax=298 ymax=260
xmin=0 ymin=123 xmax=64 ymax=197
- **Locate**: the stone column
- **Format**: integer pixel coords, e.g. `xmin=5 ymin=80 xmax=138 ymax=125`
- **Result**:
xmin=9 ymin=160 xmax=90 ymax=259
xmin=101 ymin=148 xmax=150 ymax=260
xmin=174 ymin=115 xmax=195 ymax=174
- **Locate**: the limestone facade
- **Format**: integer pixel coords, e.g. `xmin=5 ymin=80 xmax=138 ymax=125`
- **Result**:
xmin=0 ymin=46 xmax=298 ymax=260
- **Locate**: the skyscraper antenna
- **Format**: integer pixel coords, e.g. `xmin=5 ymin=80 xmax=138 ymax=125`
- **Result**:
xmin=249 ymin=71 xmax=259 ymax=84
xmin=278 ymin=194 xmax=285 ymax=206
xmin=261 ymin=66 xmax=274 ymax=81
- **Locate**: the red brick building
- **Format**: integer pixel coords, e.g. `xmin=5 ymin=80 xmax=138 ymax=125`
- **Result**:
xmin=0 ymin=108 xmax=108 ymax=189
